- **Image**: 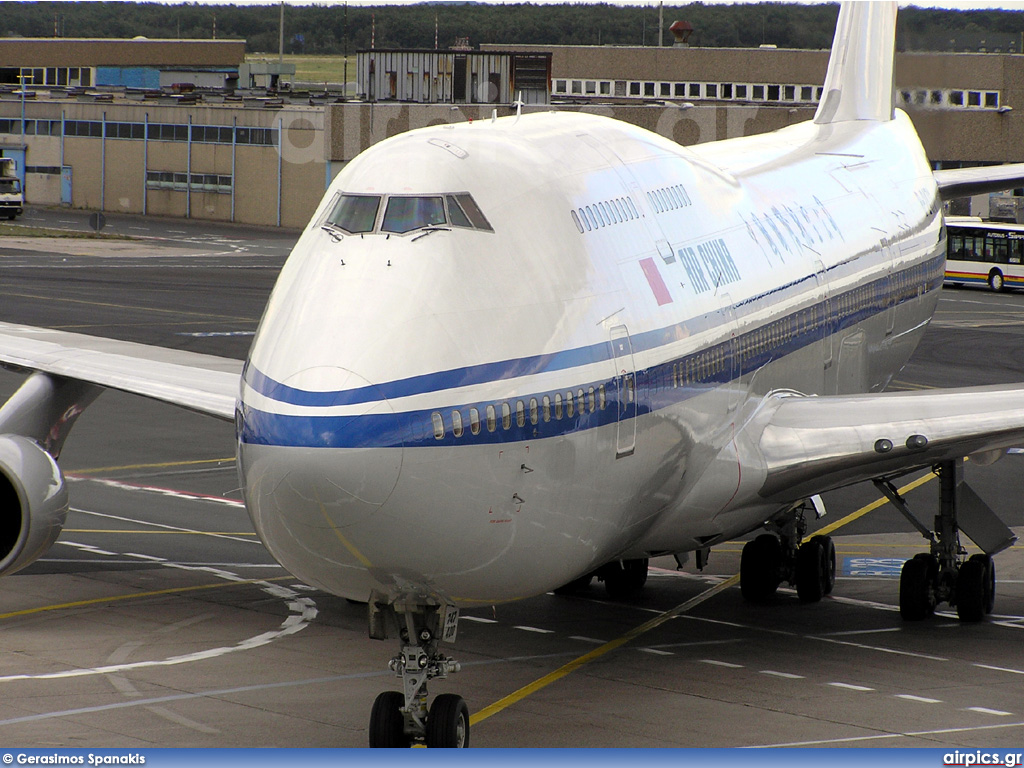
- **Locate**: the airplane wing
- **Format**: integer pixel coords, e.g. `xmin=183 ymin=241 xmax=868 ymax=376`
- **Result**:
xmin=933 ymin=163 xmax=1024 ymax=200
xmin=0 ymin=321 xmax=240 ymax=421
xmin=754 ymin=385 xmax=1024 ymax=503
xmin=735 ymin=384 xmax=1023 ymax=555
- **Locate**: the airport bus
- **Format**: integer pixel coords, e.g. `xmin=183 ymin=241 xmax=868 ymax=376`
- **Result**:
xmin=944 ymin=216 xmax=1024 ymax=291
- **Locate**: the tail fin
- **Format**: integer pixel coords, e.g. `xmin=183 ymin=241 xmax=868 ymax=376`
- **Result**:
xmin=814 ymin=2 xmax=897 ymax=124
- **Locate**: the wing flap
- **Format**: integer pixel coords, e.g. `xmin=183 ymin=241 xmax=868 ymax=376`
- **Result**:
xmin=933 ymin=163 xmax=1024 ymax=200
xmin=0 ymin=322 xmax=241 ymax=420
xmin=755 ymin=385 xmax=1024 ymax=502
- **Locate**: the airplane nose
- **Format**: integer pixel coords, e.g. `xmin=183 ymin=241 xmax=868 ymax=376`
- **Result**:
xmin=239 ymin=366 xmax=405 ymax=583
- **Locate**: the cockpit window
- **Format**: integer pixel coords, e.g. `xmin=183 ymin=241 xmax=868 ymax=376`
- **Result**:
xmin=446 ymin=195 xmax=473 ymax=228
xmin=382 ymin=196 xmax=446 ymax=234
xmin=453 ymin=193 xmax=492 ymax=231
xmin=326 ymin=194 xmax=380 ymax=233
xmin=323 ymin=191 xmax=492 ymax=236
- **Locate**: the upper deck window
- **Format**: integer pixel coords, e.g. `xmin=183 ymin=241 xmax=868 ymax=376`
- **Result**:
xmin=326 ymin=194 xmax=381 ymax=234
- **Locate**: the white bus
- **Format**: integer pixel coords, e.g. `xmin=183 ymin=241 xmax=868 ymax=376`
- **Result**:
xmin=945 ymin=216 xmax=1024 ymax=292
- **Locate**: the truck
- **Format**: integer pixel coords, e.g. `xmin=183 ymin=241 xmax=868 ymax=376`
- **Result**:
xmin=0 ymin=157 xmax=24 ymax=220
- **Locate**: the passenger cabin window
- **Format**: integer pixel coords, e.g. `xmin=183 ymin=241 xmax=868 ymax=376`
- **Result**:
xmin=326 ymin=194 xmax=380 ymax=234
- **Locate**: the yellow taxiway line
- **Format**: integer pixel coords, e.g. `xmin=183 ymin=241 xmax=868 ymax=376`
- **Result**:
xmin=471 ymin=468 xmax=939 ymax=727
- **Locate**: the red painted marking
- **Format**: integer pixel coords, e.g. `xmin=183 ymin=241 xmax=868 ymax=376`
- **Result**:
xmin=639 ymin=257 xmax=673 ymax=305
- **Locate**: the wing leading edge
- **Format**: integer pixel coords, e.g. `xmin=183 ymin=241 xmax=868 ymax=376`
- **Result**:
xmin=0 ymin=321 xmax=241 ymax=421
xmin=934 ymin=163 xmax=1024 ymax=201
xmin=755 ymin=385 xmax=1024 ymax=503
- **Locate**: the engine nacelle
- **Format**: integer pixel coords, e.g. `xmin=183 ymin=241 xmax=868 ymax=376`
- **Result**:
xmin=0 ymin=434 xmax=69 ymax=577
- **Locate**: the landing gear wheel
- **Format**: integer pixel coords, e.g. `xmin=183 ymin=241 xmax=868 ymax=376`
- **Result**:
xmin=970 ymin=553 xmax=996 ymax=614
xmin=796 ymin=537 xmax=827 ymax=603
xmin=812 ymin=535 xmax=837 ymax=595
xmin=426 ymin=693 xmax=470 ymax=748
xmin=602 ymin=558 xmax=648 ymax=599
xmin=989 ymin=270 xmax=1005 ymax=292
xmin=899 ymin=554 xmax=937 ymax=621
xmin=956 ymin=556 xmax=991 ymax=622
xmin=553 ymin=572 xmax=593 ymax=595
xmin=740 ymin=534 xmax=782 ymax=602
xmin=369 ymin=690 xmax=410 ymax=748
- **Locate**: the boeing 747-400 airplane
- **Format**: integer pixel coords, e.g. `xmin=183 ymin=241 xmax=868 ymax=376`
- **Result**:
xmin=2 ymin=1 xmax=1024 ymax=748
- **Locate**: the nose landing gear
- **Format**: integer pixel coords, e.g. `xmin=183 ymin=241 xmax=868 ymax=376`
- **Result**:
xmin=367 ymin=596 xmax=469 ymax=748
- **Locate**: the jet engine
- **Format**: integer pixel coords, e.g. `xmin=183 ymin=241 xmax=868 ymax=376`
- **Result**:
xmin=0 ymin=434 xmax=69 ymax=577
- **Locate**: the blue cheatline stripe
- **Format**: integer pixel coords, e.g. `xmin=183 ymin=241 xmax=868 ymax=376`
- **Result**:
xmin=239 ymin=252 xmax=947 ymax=450
xmin=242 ymin=344 xmax=612 ymax=408
xmin=238 ymin=379 xmax=632 ymax=449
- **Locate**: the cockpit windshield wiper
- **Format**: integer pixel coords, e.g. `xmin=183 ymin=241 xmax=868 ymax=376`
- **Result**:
xmin=321 ymin=224 xmax=344 ymax=242
xmin=411 ymin=226 xmax=451 ymax=242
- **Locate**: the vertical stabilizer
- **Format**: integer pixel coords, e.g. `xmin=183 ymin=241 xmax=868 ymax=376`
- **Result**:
xmin=814 ymin=2 xmax=897 ymax=124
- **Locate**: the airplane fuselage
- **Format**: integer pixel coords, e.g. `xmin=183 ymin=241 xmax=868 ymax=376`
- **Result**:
xmin=236 ymin=108 xmax=944 ymax=606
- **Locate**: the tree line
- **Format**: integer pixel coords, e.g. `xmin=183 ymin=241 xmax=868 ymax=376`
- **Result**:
xmin=1 ymin=2 xmax=1022 ymax=55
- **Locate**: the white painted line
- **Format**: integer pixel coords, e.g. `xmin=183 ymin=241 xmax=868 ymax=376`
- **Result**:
xmin=72 ymin=508 xmax=256 ymax=546
xmin=895 ymin=694 xmax=942 ymax=704
xmin=967 ymin=707 xmax=1014 ymax=717
xmin=638 ymin=648 xmax=673 ymax=656
xmin=0 ymin=545 xmax=316 ymax=683
xmin=69 ymin=476 xmax=245 ymax=509
xmin=828 ymin=682 xmax=875 ymax=691
xmin=822 ymin=627 xmax=902 ymax=636
xmin=761 ymin=670 xmax=804 ymax=679
xmin=809 ymin=635 xmax=948 ymax=662
xmin=747 ymin=721 xmax=1024 ymax=748
xmin=569 ymin=636 xmax=606 ymax=644
xmin=974 ymin=663 xmax=1024 ymax=675
xmin=461 ymin=616 xmax=497 ymax=624
xmin=513 ymin=625 xmax=555 ymax=634
xmin=700 ymin=659 xmax=743 ymax=669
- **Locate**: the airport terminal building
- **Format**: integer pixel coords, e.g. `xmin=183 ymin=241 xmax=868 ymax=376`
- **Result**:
xmin=2 ymin=38 xmax=1024 ymax=228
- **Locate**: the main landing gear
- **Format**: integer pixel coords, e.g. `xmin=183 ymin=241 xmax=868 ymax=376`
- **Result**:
xmin=741 ymin=497 xmax=836 ymax=604
xmin=553 ymin=557 xmax=650 ymax=600
xmin=875 ymin=458 xmax=1013 ymax=622
xmin=367 ymin=597 xmax=469 ymax=748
